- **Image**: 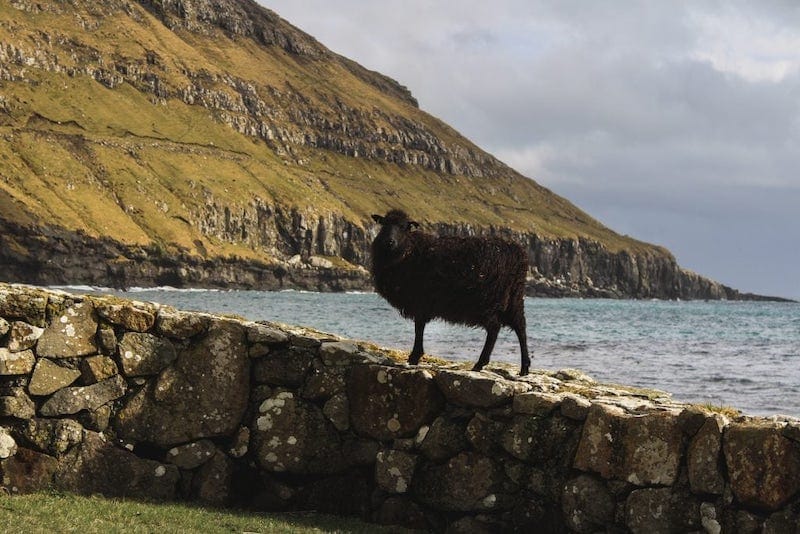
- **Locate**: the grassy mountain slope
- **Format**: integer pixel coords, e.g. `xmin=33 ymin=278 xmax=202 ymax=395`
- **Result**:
xmin=0 ymin=1 xmax=652 ymax=255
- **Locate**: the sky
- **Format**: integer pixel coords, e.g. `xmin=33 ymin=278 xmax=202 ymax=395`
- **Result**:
xmin=262 ymin=1 xmax=800 ymax=300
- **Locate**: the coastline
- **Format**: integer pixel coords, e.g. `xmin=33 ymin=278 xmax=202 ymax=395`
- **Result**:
xmin=2 ymin=219 xmax=793 ymax=302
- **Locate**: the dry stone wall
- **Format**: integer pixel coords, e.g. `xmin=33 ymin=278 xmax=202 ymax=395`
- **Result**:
xmin=1 ymin=282 xmax=799 ymax=532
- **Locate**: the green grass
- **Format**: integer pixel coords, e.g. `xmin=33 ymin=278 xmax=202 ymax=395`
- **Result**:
xmin=0 ymin=492 xmax=406 ymax=534
xmin=694 ymin=403 xmax=741 ymax=419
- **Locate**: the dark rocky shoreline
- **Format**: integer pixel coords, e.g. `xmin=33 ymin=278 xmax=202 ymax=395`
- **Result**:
xmin=0 ymin=219 xmax=791 ymax=301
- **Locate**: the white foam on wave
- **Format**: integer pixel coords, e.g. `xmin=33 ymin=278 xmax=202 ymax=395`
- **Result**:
xmin=49 ymin=285 xmax=114 ymax=293
xmin=126 ymin=286 xmax=223 ymax=293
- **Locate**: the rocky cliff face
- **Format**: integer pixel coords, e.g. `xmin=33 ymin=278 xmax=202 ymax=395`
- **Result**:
xmin=1 ymin=212 xmax=741 ymax=299
xmin=0 ymin=0 xmax=768 ymax=299
xmin=1 ymin=0 xmax=469 ymax=174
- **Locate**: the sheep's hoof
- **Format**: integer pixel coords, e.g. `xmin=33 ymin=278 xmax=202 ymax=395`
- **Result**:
xmin=408 ymin=354 xmax=422 ymax=365
xmin=519 ymin=367 xmax=530 ymax=377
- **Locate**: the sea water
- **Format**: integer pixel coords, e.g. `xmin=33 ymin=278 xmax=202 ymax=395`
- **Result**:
xmin=78 ymin=288 xmax=800 ymax=417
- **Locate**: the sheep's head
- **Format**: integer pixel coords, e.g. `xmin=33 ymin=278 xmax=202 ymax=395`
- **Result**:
xmin=371 ymin=209 xmax=419 ymax=262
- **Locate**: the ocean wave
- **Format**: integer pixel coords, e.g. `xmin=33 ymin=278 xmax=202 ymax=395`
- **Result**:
xmin=49 ymin=285 xmax=112 ymax=293
xmin=50 ymin=285 xmax=228 ymax=294
xmin=125 ymin=286 xmax=224 ymax=293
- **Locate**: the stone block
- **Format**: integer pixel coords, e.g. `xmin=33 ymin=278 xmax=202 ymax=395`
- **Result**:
xmin=562 ymin=475 xmax=615 ymax=533
xmin=413 ymin=452 xmax=512 ymax=512
xmin=28 ymin=358 xmax=81 ymax=396
xmin=420 ymin=416 xmax=469 ymax=461
xmin=7 ymin=321 xmax=44 ymax=352
xmin=36 ymin=301 xmax=98 ymax=358
xmin=319 ymin=341 xmax=361 ymax=365
xmin=39 ymin=374 xmax=127 ymax=416
xmin=166 ymin=439 xmax=216 ymax=470
xmin=302 ymin=362 xmax=346 ymax=400
xmin=513 ymin=391 xmax=563 ymax=416
xmin=348 ymin=365 xmax=444 ymax=440
xmin=94 ymin=300 xmax=155 ymax=332
xmin=435 ymin=370 xmax=530 ymax=408
xmin=723 ymin=422 xmax=800 ymax=511
xmin=191 ymin=449 xmax=233 ymax=505
xmin=560 ymin=394 xmax=592 ymax=420
xmin=447 ymin=516 xmax=499 ymax=534
xmin=0 ymin=427 xmax=17 ymax=459
xmin=114 ymin=320 xmax=249 ymax=447
xmin=80 ymin=355 xmax=118 ymax=384
xmin=501 ymin=415 xmax=579 ymax=465
xmin=0 ymin=348 xmax=35 ymax=375
xmin=687 ymin=414 xmax=726 ymax=495
xmin=156 ymin=309 xmax=211 ymax=339
xmin=466 ymin=412 xmax=505 ymax=455
xmin=573 ymin=403 xmax=684 ymax=486
xmin=342 ymin=438 xmax=380 ymax=467
xmin=375 ymin=449 xmax=417 ymax=494
xmin=626 ymin=488 xmax=701 ymax=534
xmin=54 ymin=431 xmax=179 ymax=500
xmin=0 ymin=286 xmax=47 ymax=327
xmin=251 ymin=391 xmax=344 ymax=474
xmin=252 ymin=347 xmax=314 ymax=386
xmin=323 ymin=392 xmax=350 ymax=431
xmin=96 ymin=326 xmax=117 ymax=354
xmin=245 ymin=322 xmax=289 ymax=345
xmin=20 ymin=418 xmax=84 ymax=456
xmin=0 ymin=446 xmax=59 ymax=493
xmin=78 ymin=404 xmax=112 ymax=432
xmin=0 ymin=317 xmax=9 ymax=337
xmin=289 ymin=333 xmax=323 ymax=348
xmin=0 ymin=387 xmax=35 ymax=418
xmin=252 ymin=474 xmax=297 ymax=511
xmin=118 ymin=332 xmax=177 ymax=376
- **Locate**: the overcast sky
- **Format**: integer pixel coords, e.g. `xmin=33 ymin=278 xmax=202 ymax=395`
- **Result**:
xmin=263 ymin=1 xmax=800 ymax=299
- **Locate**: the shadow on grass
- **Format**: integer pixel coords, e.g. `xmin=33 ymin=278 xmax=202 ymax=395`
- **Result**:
xmin=0 ymin=491 xmax=417 ymax=533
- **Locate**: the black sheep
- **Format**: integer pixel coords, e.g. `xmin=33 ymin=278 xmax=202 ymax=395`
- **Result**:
xmin=370 ymin=209 xmax=531 ymax=375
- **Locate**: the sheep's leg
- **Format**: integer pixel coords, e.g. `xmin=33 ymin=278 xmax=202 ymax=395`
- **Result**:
xmin=472 ymin=323 xmax=500 ymax=372
xmin=505 ymin=292 xmax=531 ymax=375
xmin=513 ymin=319 xmax=531 ymax=376
xmin=408 ymin=318 xmax=427 ymax=365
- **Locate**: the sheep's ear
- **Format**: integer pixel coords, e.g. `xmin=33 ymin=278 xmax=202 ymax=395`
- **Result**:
xmin=408 ymin=220 xmax=420 ymax=230
xmin=372 ymin=214 xmax=384 ymax=224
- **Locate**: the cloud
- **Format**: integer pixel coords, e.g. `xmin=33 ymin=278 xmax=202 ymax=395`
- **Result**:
xmin=689 ymin=2 xmax=800 ymax=82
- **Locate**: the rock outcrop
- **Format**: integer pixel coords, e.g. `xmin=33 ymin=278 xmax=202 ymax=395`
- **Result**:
xmin=0 ymin=215 xmax=760 ymax=300
xmin=2 ymin=283 xmax=799 ymax=531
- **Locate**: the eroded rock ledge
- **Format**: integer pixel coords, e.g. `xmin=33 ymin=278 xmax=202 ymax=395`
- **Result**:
xmin=1 ymin=283 xmax=799 ymax=532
